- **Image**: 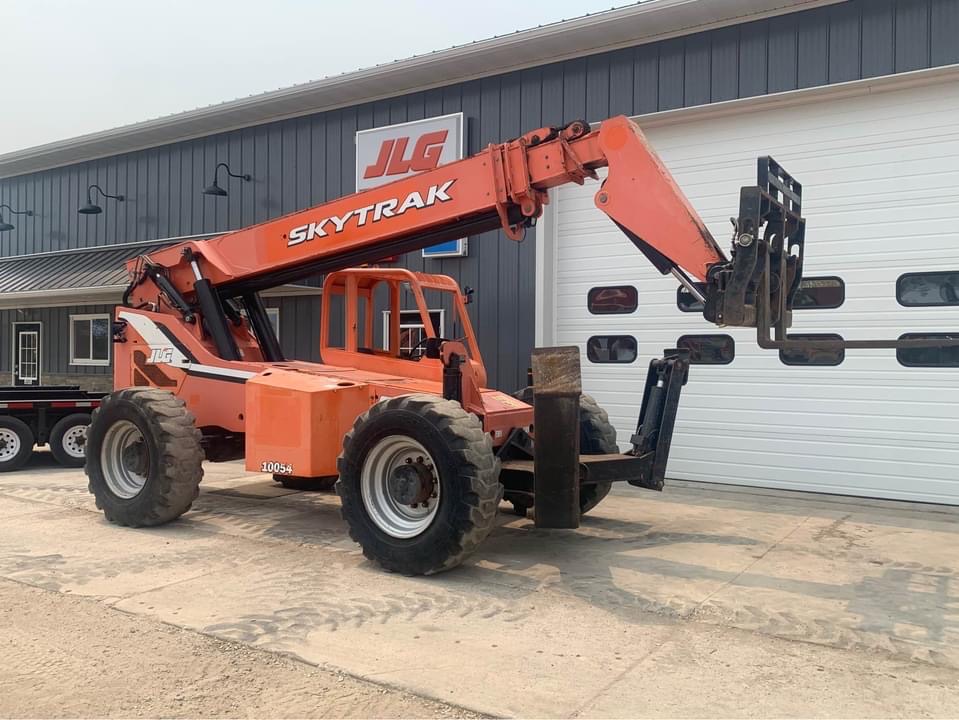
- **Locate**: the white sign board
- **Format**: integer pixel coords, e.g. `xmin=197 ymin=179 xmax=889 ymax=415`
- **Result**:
xmin=355 ymin=112 xmax=467 ymax=258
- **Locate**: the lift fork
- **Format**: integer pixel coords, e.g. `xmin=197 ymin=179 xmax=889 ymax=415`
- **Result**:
xmin=705 ymin=157 xmax=959 ymax=354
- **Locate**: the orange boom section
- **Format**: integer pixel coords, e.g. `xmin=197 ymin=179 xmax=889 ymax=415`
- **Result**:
xmin=125 ymin=116 xmax=724 ymax=306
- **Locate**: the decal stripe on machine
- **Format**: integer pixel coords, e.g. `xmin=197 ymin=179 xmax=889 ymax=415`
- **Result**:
xmin=118 ymin=311 xmax=256 ymax=383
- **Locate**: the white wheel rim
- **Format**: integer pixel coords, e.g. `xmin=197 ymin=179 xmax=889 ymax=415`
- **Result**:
xmin=0 ymin=428 xmax=21 ymax=462
xmin=360 ymin=435 xmax=440 ymax=539
xmin=61 ymin=424 xmax=88 ymax=459
xmin=100 ymin=420 xmax=149 ymax=499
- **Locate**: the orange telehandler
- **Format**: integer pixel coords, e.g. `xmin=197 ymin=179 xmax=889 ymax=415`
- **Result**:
xmin=84 ymin=115 xmax=957 ymax=575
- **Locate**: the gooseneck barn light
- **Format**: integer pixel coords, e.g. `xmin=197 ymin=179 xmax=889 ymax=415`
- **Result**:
xmin=79 ymin=184 xmax=125 ymax=215
xmin=0 ymin=204 xmax=34 ymax=232
xmin=203 ymin=162 xmax=251 ymax=197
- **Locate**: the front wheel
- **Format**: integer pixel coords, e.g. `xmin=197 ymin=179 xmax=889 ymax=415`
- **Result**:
xmin=336 ymin=395 xmax=502 ymax=575
xmin=85 ymin=389 xmax=204 ymax=527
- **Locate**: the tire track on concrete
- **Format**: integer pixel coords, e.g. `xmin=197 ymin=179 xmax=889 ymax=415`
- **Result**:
xmin=691 ymin=599 xmax=959 ymax=669
xmin=201 ymin=563 xmax=531 ymax=651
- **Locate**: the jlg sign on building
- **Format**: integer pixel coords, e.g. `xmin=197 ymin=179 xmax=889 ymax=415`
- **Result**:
xmin=355 ymin=113 xmax=467 ymax=258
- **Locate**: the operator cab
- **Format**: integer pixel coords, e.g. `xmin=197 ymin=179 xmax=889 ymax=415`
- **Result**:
xmin=320 ymin=268 xmax=488 ymax=385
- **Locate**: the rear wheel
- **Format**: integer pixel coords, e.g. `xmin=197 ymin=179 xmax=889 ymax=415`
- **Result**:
xmin=85 ymin=389 xmax=204 ymax=527
xmin=336 ymin=394 xmax=502 ymax=575
xmin=274 ymin=475 xmax=338 ymax=491
xmin=49 ymin=413 xmax=92 ymax=468
xmin=0 ymin=416 xmax=34 ymax=472
xmin=512 ymin=387 xmax=619 ymax=516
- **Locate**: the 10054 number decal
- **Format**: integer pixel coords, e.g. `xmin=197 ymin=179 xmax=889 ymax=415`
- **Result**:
xmin=261 ymin=461 xmax=294 ymax=475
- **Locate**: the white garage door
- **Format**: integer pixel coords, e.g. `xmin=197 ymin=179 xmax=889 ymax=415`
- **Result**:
xmin=550 ymin=76 xmax=959 ymax=505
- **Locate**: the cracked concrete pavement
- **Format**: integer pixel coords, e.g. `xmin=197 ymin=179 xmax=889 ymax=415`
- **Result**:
xmin=1 ymin=450 xmax=958 ymax=717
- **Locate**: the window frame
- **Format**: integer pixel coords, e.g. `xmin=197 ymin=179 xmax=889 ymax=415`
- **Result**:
xmin=677 ymin=277 xmax=846 ymax=313
xmin=265 ymin=307 xmax=280 ymax=340
xmin=778 ymin=333 xmax=845 ymax=367
xmin=896 ymin=270 xmax=959 ymax=308
xmin=792 ymin=276 xmax=845 ymax=310
xmin=381 ymin=309 xmax=445 ymax=353
xmin=69 ymin=313 xmax=112 ymax=367
xmin=586 ymin=334 xmax=638 ymax=364
xmin=676 ymin=334 xmax=735 ymax=365
xmin=587 ymin=285 xmax=638 ymax=315
xmin=896 ymin=333 xmax=959 ymax=368
xmin=676 ymin=284 xmax=706 ymax=313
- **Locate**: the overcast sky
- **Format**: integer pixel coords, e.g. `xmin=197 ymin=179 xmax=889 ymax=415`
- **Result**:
xmin=0 ymin=0 xmax=630 ymax=155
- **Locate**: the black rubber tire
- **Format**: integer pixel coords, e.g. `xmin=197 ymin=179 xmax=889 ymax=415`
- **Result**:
xmin=274 ymin=474 xmax=338 ymax=491
xmin=0 ymin=416 xmax=35 ymax=472
xmin=509 ymin=500 xmax=532 ymax=517
xmin=513 ymin=387 xmax=619 ymax=516
xmin=85 ymin=388 xmax=204 ymax=527
xmin=336 ymin=394 xmax=502 ymax=575
xmin=49 ymin=413 xmax=92 ymax=468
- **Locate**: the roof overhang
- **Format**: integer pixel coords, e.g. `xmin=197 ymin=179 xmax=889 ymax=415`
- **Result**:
xmin=0 ymin=0 xmax=842 ymax=179
xmin=0 ymin=283 xmax=322 ymax=311
xmin=0 ymin=234 xmax=322 ymax=309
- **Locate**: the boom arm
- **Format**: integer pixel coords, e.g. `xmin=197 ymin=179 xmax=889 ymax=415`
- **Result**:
xmin=124 ymin=116 xmax=725 ymax=306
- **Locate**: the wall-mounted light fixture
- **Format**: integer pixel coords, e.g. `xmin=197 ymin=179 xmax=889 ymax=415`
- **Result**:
xmin=0 ymin=204 xmax=34 ymax=232
xmin=79 ymin=184 xmax=125 ymax=215
xmin=203 ymin=162 xmax=251 ymax=197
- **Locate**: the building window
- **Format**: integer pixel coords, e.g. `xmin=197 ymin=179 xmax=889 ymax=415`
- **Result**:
xmin=677 ymin=277 xmax=844 ymax=312
xmin=896 ymin=271 xmax=959 ymax=307
xmin=266 ymin=307 xmax=280 ymax=339
xmin=240 ymin=306 xmax=280 ymax=340
xmin=792 ymin=276 xmax=845 ymax=309
xmin=676 ymin=284 xmax=706 ymax=313
xmin=677 ymin=334 xmax=735 ymax=365
xmin=586 ymin=335 xmax=637 ymax=363
xmin=588 ymin=285 xmax=637 ymax=314
xmin=70 ymin=314 xmax=111 ymax=366
xmin=896 ymin=333 xmax=959 ymax=367
xmin=383 ymin=309 xmax=444 ymax=357
xmin=779 ymin=334 xmax=845 ymax=366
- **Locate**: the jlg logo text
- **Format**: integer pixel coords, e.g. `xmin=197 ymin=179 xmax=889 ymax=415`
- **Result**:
xmin=287 ymin=180 xmax=455 ymax=247
xmin=363 ymin=130 xmax=448 ymax=179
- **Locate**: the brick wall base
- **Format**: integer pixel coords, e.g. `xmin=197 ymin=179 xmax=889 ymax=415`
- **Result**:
xmin=40 ymin=373 xmax=114 ymax=393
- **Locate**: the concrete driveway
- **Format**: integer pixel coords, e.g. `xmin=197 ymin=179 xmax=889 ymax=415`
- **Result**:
xmin=1 ymin=451 xmax=958 ymax=717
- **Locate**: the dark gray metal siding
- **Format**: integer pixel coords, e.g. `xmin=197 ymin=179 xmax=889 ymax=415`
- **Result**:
xmin=0 ymin=298 xmax=322 ymax=379
xmin=0 ymin=305 xmax=115 ymax=378
xmin=263 ymin=296 xmax=322 ymax=363
xmin=2 ymin=0 xmax=957 ymax=391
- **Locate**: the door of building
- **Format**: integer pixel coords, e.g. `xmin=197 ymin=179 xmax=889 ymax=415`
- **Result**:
xmin=548 ymin=78 xmax=959 ymax=505
xmin=13 ymin=322 xmax=42 ymax=387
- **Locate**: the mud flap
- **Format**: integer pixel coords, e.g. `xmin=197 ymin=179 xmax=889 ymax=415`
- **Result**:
xmin=530 ymin=346 xmax=581 ymax=529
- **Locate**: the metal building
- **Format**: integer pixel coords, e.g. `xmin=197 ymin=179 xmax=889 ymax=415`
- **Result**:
xmin=1 ymin=0 xmax=957 ymax=503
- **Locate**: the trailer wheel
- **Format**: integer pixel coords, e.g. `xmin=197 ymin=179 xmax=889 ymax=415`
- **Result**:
xmin=274 ymin=474 xmax=337 ymax=492
xmin=513 ymin=387 xmax=619 ymax=516
xmin=49 ymin=413 xmax=92 ymax=468
xmin=336 ymin=394 xmax=502 ymax=575
xmin=85 ymin=388 xmax=204 ymax=527
xmin=0 ymin=416 xmax=35 ymax=472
